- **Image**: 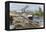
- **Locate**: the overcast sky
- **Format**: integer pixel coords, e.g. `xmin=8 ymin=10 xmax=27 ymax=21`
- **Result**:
xmin=10 ymin=3 xmax=44 ymax=12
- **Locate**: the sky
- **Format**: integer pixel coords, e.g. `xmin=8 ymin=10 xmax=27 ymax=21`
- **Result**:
xmin=10 ymin=3 xmax=44 ymax=12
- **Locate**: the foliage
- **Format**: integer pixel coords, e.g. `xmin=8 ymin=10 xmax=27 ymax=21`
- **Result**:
xmin=32 ymin=7 xmax=44 ymax=16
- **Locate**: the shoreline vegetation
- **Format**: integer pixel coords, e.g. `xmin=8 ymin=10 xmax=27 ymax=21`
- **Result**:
xmin=32 ymin=7 xmax=44 ymax=17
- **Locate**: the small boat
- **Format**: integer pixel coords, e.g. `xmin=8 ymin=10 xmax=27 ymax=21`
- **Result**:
xmin=27 ymin=15 xmax=33 ymax=20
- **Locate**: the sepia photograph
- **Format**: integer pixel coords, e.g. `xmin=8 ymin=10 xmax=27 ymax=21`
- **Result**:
xmin=8 ymin=2 xmax=44 ymax=30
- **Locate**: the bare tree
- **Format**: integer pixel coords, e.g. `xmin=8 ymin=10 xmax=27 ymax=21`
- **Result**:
xmin=21 ymin=5 xmax=29 ymax=13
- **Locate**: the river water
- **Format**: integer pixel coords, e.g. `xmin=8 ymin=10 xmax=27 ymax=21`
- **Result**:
xmin=32 ymin=16 xmax=44 ymax=27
